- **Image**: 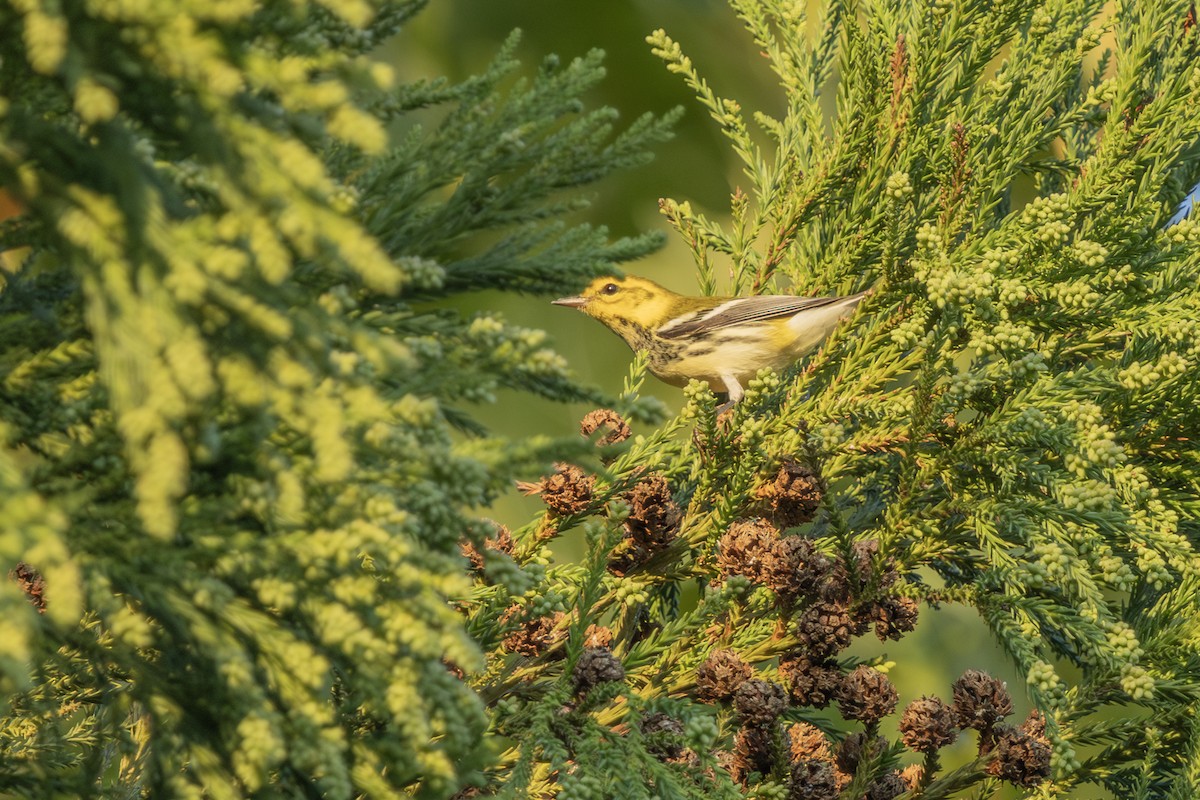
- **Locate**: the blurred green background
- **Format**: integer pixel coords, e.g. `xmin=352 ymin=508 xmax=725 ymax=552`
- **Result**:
xmin=394 ymin=3 xmax=1041 ymax=789
xmin=393 ymin=0 xmax=788 ymax=514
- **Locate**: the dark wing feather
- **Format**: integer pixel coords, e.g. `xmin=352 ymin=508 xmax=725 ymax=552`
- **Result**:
xmin=656 ymin=295 xmax=845 ymax=340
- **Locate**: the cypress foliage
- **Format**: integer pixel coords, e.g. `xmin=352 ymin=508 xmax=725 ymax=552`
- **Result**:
xmin=4 ymin=0 xmax=1200 ymax=798
xmin=466 ymin=1 xmax=1200 ymax=798
xmin=0 ymin=1 xmax=673 ymax=797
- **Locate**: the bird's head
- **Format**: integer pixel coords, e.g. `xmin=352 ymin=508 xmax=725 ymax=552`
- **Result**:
xmin=551 ymin=275 xmax=682 ymax=331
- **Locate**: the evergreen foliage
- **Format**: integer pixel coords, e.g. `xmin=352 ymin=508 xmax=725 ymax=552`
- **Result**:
xmin=465 ymin=0 xmax=1200 ymax=798
xmin=4 ymin=0 xmax=1200 ymax=798
xmin=0 ymin=0 xmax=672 ymax=796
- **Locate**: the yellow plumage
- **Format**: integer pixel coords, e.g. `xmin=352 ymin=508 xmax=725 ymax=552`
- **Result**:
xmin=553 ymin=275 xmax=866 ymax=402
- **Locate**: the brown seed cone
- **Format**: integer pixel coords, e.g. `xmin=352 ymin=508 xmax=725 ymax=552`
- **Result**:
xmin=899 ymin=763 xmax=924 ymax=790
xmin=755 ymin=460 xmax=824 ymax=529
xmin=502 ymin=608 xmax=567 ymax=656
xmin=583 ymin=624 xmax=613 ymax=649
xmin=815 ymin=559 xmax=854 ymax=605
xmin=572 ymin=647 xmax=625 ymax=694
xmin=1021 ymin=709 xmax=1047 ymax=740
xmin=519 ymin=463 xmax=594 ymax=516
xmin=875 ymin=558 xmax=900 ymax=591
xmin=609 ymin=474 xmax=681 ymax=575
xmin=459 ymin=540 xmax=484 ymax=572
xmin=833 ymin=767 xmax=853 ymax=792
xmin=835 ymin=732 xmax=888 ymax=776
xmin=733 ymin=679 xmax=789 ymax=726
xmin=715 ymin=749 xmax=738 ymax=780
xmin=985 ymin=724 xmax=1052 ymax=787
xmin=850 ymin=603 xmax=874 ymax=637
xmin=849 ymin=538 xmax=880 ymax=574
xmin=873 ymin=595 xmax=920 ymax=641
xmin=780 ymin=656 xmax=843 ymax=709
xmin=640 ymin=712 xmax=686 ymax=760
xmin=788 ymin=722 xmax=834 ymax=764
xmin=625 ymin=474 xmax=681 ymax=543
xmin=788 ymin=758 xmax=839 ymax=800
xmin=847 ymin=539 xmax=894 ymax=590
xmin=12 ymin=562 xmax=45 ymax=613
xmin=838 ymin=665 xmax=899 ymax=724
xmin=580 ymin=408 xmax=632 ymax=446
xmin=865 ymin=770 xmax=908 ymax=800
xmin=731 ymin=725 xmax=775 ymax=783
xmin=767 ymin=536 xmax=833 ymax=602
xmin=795 ymin=601 xmax=857 ymax=660
xmin=716 ymin=518 xmax=780 ymax=584
xmin=459 ymin=521 xmax=514 ymax=573
xmin=695 ymin=649 xmax=753 ymax=703
xmin=899 ymin=695 xmax=959 ymax=752
xmin=763 ymin=536 xmax=806 ymax=595
xmin=951 ymin=669 xmax=1013 ymax=732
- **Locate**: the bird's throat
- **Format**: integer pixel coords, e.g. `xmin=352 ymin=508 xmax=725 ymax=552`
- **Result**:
xmin=609 ymin=318 xmax=655 ymax=352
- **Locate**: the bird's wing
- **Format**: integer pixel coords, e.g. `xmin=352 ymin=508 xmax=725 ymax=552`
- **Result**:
xmin=656 ymin=295 xmax=849 ymax=340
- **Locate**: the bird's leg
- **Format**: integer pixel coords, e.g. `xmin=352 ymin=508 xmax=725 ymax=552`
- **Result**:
xmin=722 ymin=374 xmax=744 ymax=404
xmin=715 ymin=374 xmax=743 ymax=417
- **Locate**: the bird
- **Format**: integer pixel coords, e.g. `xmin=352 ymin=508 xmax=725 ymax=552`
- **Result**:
xmin=552 ymin=275 xmax=867 ymax=404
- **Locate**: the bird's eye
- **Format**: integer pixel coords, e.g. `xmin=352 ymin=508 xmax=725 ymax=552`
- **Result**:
xmin=602 ymin=283 xmax=619 ymax=295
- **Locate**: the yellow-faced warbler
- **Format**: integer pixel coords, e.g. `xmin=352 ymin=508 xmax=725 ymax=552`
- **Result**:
xmin=553 ymin=275 xmax=867 ymax=403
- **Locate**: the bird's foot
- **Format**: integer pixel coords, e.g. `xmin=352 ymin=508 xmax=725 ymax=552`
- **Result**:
xmin=715 ymin=399 xmax=737 ymax=428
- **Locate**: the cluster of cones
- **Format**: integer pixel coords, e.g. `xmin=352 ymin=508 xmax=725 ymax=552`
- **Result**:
xmin=696 ymin=647 xmax=1050 ymax=797
xmin=514 ymin=409 xmax=681 ymax=577
xmin=470 ymin=409 xmax=1053 ymax=794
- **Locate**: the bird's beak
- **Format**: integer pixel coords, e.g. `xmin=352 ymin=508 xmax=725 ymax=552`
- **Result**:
xmin=552 ymin=295 xmax=588 ymax=309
